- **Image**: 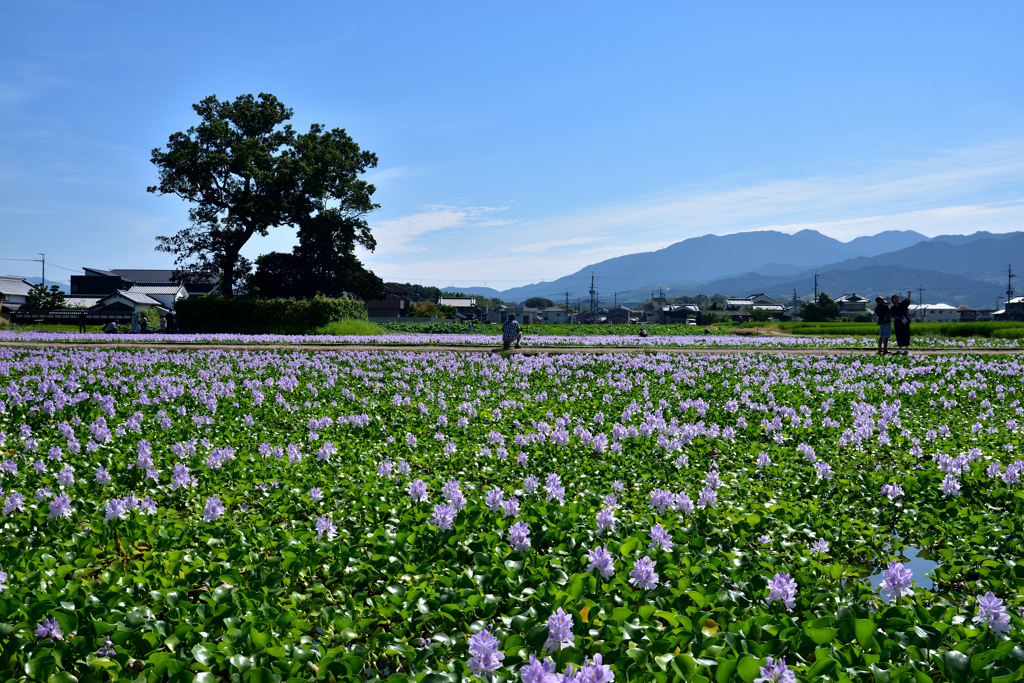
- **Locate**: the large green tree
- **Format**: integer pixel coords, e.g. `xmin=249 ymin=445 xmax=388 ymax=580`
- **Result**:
xmin=800 ymin=292 xmax=841 ymax=322
xmin=24 ymin=283 xmax=66 ymax=309
xmin=148 ymin=93 xmax=379 ymax=297
xmin=523 ymin=297 xmax=555 ymax=309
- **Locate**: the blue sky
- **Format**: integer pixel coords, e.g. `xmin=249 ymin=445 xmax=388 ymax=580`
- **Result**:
xmin=2 ymin=1 xmax=1023 ymax=289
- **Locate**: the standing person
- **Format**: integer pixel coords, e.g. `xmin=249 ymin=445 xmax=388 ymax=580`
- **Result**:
xmin=874 ymin=296 xmax=892 ymax=355
xmin=891 ymin=290 xmax=912 ymax=356
xmin=140 ymin=316 xmax=150 ymax=333
xmin=130 ymin=311 xmax=140 ymax=333
xmin=166 ymin=311 xmax=178 ymax=333
xmin=77 ymin=310 xmax=87 ymax=333
xmin=502 ymin=313 xmax=522 ymax=350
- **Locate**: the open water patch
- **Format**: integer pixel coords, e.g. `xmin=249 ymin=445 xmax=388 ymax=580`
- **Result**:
xmin=869 ymin=547 xmax=940 ymax=600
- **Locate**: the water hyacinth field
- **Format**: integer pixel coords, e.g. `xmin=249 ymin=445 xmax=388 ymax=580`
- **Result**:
xmin=0 ymin=347 xmax=1022 ymax=683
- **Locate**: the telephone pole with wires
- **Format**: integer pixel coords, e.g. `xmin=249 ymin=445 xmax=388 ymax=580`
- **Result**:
xmin=1004 ymin=264 xmax=1015 ymax=303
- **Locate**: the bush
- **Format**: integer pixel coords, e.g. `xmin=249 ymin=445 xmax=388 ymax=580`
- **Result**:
xmin=176 ymin=296 xmax=367 ymax=334
xmin=313 ymin=319 xmax=385 ymax=336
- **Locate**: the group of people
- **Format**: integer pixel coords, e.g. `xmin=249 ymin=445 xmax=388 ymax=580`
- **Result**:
xmin=92 ymin=311 xmax=178 ymax=334
xmin=874 ymin=290 xmax=912 ymax=356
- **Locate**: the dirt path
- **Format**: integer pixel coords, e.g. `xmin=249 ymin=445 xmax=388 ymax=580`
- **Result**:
xmin=0 ymin=340 xmax=1021 ymax=356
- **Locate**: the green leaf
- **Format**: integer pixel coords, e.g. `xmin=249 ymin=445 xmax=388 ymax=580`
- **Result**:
xmin=737 ymin=657 xmax=765 ymax=683
xmin=854 ymin=618 xmax=877 ymax=650
xmin=809 ymin=658 xmax=838 ymax=678
xmin=251 ymin=630 xmax=273 ymax=649
xmin=48 ymin=673 xmax=78 ymax=683
xmin=25 ymin=655 xmax=57 ymax=682
xmin=807 ymin=627 xmax=838 ymax=646
xmin=716 ymin=658 xmax=738 ymax=683
xmin=626 ymin=648 xmax=648 ymax=666
xmin=244 ymin=668 xmax=282 ymax=683
xmin=567 ymin=578 xmax=585 ymax=600
xmin=944 ymin=651 xmax=972 ymax=683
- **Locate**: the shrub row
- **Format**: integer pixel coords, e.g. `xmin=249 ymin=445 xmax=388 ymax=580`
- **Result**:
xmin=176 ymin=296 xmax=367 ymax=334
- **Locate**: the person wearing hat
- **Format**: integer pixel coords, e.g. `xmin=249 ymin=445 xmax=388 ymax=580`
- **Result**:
xmin=502 ymin=313 xmax=522 ymax=350
xmin=874 ymin=296 xmax=892 ymax=355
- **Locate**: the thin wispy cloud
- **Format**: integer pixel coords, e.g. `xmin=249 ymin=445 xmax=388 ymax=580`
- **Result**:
xmin=365 ymin=140 xmax=1024 ymax=286
xmin=369 ymin=204 xmax=512 ymax=253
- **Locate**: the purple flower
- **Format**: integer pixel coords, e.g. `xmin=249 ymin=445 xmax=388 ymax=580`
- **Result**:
xmin=756 ymin=452 xmax=771 ymax=469
xmin=501 ymin=496 xmax=520 ymax=518
xmin=48 ymin=493 xmax=72 ymax=519
xmin=759 ymin=534 xmax=771 ymax=544
xmin=649 ymin=488 xmax=673 ymax=513
xmin=766 ymin=572 xmax=798 ymax=611
xmin=0 ymin=570 xmax=7 ymax=592
xmin=377 ymin=459 xmax=393 ymax=478
xmin=407 ymin=478 xmax=428 ymax=502
xmin=202 ymin=495 xmax=225 ymax=522
xmin=809 ymin=539 xmax=829 ymax=554
xmin=697 ymin=486 xmax=717 ymax=509
xmin=586 ymin=545 xmax=615 ymax=578
xmin=397 ymin=458 xmax=411 ymax=475
xmin=814 ymin=461 xmax=832 ymax=482
xmin=974 ymin=592 xmax=1012 ymax=635
xmin=34 ymin=616 xmax=63 ymax=641
xmin=649 ymin=524 xmax=673 ymax=551
xmin=612 ymin=480 xmax=624 ymax=493
xmin=430 ymin=502 xmax=457 ymax=530
xmin=754 ymin=656 xmax=796 ymax=683
xmin=96 ymin=635 xmax=116 ymax=657
xmin=629 ymin=556 xmax=659 ymax=590
xmin=544 ymin=473 xmax=565 ymax=505
xmin=519 ymin=654 xmax=557 ymax=683
xmin=56 ymin=467 xmax=75 ymax=487
xmin=544 ymin=607 xmax=574 ymax=652
xmin=879 ymin=561 xmax=913 ymax=600
xmin=508 ymin=520 xmax=531 ymax=552
xmin=576 ymin=654 xmax=614 ymax=682
xmin=442 ymin=478 xmax=466 ymax=510
xmin=467 ymin=628 xmax=504 ymax=673
xmin=484 ymin=488 xmax=505 ymax=512
xmin=4 ymin=491 xmax=24 ymax=515
xmin=105 ymin=498 xmax=128 ymax=522
xmin=595 ymin=507 xmax=618 ymax=535
xmin=309 ymin=486 xmax=323 ymax=502
xmin=314 ymin=514 xmax=337 ymax=541
xmin=705 ymin=470 xmax=722 ymax=489
xmin=94 ymin=467 xmax=111 ymax=486
xmin=941 ymin=473 xmax=961 ymax=498
xmin=880 ymin=483 xmax=904 ymax=500
xmin=676 ymin=492 xmax=695 ymax=515
xmin=524 ymin=475 xmax=539 ymax=493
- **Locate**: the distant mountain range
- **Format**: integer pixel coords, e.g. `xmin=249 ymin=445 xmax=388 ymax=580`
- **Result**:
xmin=444 ymin=230 xmax=1023 ymax=309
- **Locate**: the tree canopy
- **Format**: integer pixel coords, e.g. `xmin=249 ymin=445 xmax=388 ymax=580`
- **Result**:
xmin=24 ymin=284 xmax=66 ymax=309
xmin=522 ymin=297 xmax=555 ymax=310
xmin=149 ymin=93 xmax=380 ymax=297
xmin=800 ymin=292 xmax=841 ymax=322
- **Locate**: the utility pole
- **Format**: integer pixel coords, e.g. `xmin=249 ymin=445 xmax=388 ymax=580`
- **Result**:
xmin=614 ymin=292 xmax=617 ymax=307
xmin=1004 ymin=264 xmax=1016 ymax=302
xmin=35 ymin=253 xmax=45 ymax=288
xmin=813 ymin=272 xmax=818 ymax=301
xmin=564 ymin=290 xmax=570 ymax=322
xmin=659 ymin=287 xmax=665 ymax=325
xmin=918 ymin=285 xmax=926 ymax=308
xmin=588 ymin=273 xmax=596 ymax=322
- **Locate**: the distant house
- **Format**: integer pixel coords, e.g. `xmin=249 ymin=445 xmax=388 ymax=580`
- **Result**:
xmin=727 ymin=293 xmax=786 ymax=316
xmin=956 ymin=305 xmax=978 ymax=322
xmin=540 ymin=307 xmax=567 ymax=324
xmin=909 ymin=303 xmax=959 ymax=323
xmin=126 ymin=284 xmax=189 ymax=310
xmin=438 ymin=297 xmax=481 ymax=321
xmin=72 ymin=268 xmax=215 ymax=299
xmin=507 ymin=305 xmax=541 ymax=324
xmin=91 ymin=290 xmax=168 ymax=314
xmin=1000 ymin=296 xmax=1024 ymax=322
xmin=0 ymin=276 xmax=34 ymax=315
xmin=836 ymin=293 xmax=870 ymax=317
xmin=366 ymin=283 xmax=412 ymax=319
xmin=607 ymin=305 xmax=640 ymax=325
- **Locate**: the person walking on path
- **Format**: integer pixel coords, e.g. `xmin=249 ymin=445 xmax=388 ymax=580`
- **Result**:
xmin=77 ymin=311 xmax=87 ymax=333
xmin=874 ymin=296 xmax=892 ymax=355
xmin=891 ymin=290 xmax=912 ymax=356
xmin=502 ymin=313 xmax=522 ymax=350
xmin=130 ymin=311 xmax=140 ymax=333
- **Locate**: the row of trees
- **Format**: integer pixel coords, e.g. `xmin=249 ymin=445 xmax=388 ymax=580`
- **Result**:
xmin=149 ymin=93 xmax=383 ymax=300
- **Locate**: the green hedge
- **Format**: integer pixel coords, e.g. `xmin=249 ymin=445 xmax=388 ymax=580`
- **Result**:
xmin=176 ymin=296 xmax=367 ymax=334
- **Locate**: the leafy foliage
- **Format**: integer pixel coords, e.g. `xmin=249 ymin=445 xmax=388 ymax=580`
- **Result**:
xmin=801 ymin=292 xmax=841 ymax=322
xmin=175 ymin=295 xmax=367 ymax=333
xmin=523 ymin=297 xmax=556 ymax=310
xmin=23 ymin=284 xmax=66 ymax=309
xmin=149 ymin=93 xmax=379 ymax=297
xmin=0 ymin=347 xmax=1022 ymax=681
